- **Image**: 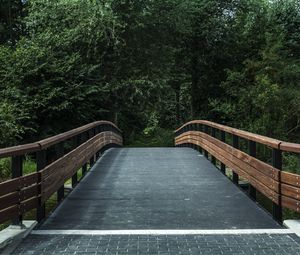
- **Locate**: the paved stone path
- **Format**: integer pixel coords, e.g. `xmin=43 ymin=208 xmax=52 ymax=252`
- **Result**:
xmin=9 ymin=148 xmax=300 ymax=254
xmin=12 ymin=234 xmax=300 ymax=255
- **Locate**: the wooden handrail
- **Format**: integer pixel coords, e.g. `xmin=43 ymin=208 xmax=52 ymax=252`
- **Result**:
xmin=175 ymin=120 xmax=300 ymax=151
xmin=0 ymin=120 xmax=121 ymax=158
xmin=0 ymin=143 xmax=41 ymax=158
xmin=38 ymin=121 xmax=121 ymax=149
xmin=279 ymin=142 xmax=300 ymax=154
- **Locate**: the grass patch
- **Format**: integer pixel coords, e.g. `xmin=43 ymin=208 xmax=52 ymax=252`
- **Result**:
xmin=23 ymin=157 xmax=36 ymax=175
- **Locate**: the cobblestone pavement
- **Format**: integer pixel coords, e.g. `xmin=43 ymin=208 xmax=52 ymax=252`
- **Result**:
xmin=11 ymin=234 xmax=300 ymax=255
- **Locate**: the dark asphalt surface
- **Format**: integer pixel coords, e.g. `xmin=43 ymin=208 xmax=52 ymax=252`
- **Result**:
xmin=39 ymin=148 xmax=280 ymax=230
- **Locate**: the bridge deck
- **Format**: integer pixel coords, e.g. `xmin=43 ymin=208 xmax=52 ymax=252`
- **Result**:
xmin=41 ymin=147 xmax=279 ymax=230
xmin=11 ymin=148 xmax=300 ymax=254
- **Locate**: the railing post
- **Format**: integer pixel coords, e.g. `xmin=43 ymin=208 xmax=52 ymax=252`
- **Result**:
xmin=96 ymin=126 xmax=101 ymax=159
xmin=197 ymin=124 xmax=203 ymax=154
xmin=272 ymin=148 xmax=282 ymax=223
xmin=220 ymin=131 xmax=226 ymax=175
xmin=56 ymin=143 xmax=64 ymax=203
xmin=193 ymin=124 xmax=197 ymax=150
xmin=72 ymin=171 xmax=78 ymax=188
xmin=98 ymin=125 xmax=104 ymax=157
xmin=232 ymin=135 xmax=239 ymax=185
xmin=204 ymin=125 xmax=209 ymax=158
xmin=197 ymin=125 xmax=203 ymax=154
xmin=11 ymin=155 xmax=23 ymax=226
xmin=79 ymin=132 xmax=88 ymax=176
xmin=89 ymin=128 xmax=95 ymax=167
xmin=248 ymin=141 xmax=257 ymax=200
xmin=191 ymin=124 xmax=195 ymax=150
xmin=186 ymin=125 xmax=190 ymax=148
xmin=36 ymin=150 xmax=47 ymax=222
xmin=71 ymin=136 xmax=79 ymax=187
xmin=211 ymin=128 xmax=216 ymax=165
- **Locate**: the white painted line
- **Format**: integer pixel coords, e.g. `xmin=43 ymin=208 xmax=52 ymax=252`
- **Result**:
xmin=31 ymin=229 xmax=295 ymax=236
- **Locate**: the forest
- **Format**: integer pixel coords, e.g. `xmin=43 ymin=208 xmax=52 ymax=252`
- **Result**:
xmin=0 ymin=0 xmax=299 ymax=148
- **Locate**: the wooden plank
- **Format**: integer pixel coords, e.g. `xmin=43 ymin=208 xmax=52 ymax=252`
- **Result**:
xmin=41 ymin=143 xmax=103 ymax=202
xmin=281 ymin=171 xmax=300 ymax=188
xmin=0 ymin=184 xmax=39 ymax=213
xmin=20 ymin=197 xmax=39 ymax=214
xmin=0 ymin=173 xmax=38 ymax=196
xmin=282 ymin=195 xmax=300 ymax=211
xmin=203 ymin=141 xmax=279 ymax=203
xmin=41 ymin=131 xmax=116 ymax=180
xmin=41 ymin=133 xmax=121 ymax=202
xmin=190 ymin=131 xmax=279 ymax=180
xmin=20 ymin=173 xmax=39 ymax=187
xmin=282 ymin=183 xmax=300 ymax=201
xmin=21 ymin=184 xmax=39 ymax=201
xmin=0 ymin=192 xmax=19 ymax=211
xmin=204 ymin=139 xmax=279 ymax=192
xmin=176 ymin=132 xmax=279 ymax=180
xmin=42 ymin=177 xmax=68 ymax=203
xmin=0 ymin=178 xmax=19 ymax=197
xmin=42 ymin=157 xmax=81 ymax=196
xmin=40 ymin=134 xmax=103 ymax=179
xmin=190 ymin=135 xmax=279 ymax=192
xmin=0 ymin=174 xmax=39 ymax=212
xmin=0 ymin=205 xmax=19 ymax=224
xmin=42 ymin=145 xmax=100 ymax=200
xmin=176 ymin=135 xmax=279 ymax=203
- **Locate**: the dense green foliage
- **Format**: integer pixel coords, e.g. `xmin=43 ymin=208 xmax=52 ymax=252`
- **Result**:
xmin=0 ymin=0 xmax=299 ymax=146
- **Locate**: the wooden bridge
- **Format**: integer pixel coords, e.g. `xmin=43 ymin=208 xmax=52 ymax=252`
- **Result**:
xmin=1 ymin=120 xmax=300 ymax=254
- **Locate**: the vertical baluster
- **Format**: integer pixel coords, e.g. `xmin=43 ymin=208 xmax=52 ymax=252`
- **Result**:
xmin=72 ymin=172 xmax=78 ymax=188
xmin=11 ymin=155 xmax=23 ymax=226
xmin=248 ymin=141 xmax=257 ymax=200
xmin=211 ymin=128 xmax=216 ymax=165
xmin=232 ymin=135 xmax=239 ymax=185
xmin=95 ymin=126 xmax=101 ymax=159
xmin=272 ymin=148 xmax=282 ymax=223
xmin=191 ymin=124 xmax=195 ymax=150
xmin=79 ymin=132 xmax=88 ymax=176
xmin=183 ymin=126 xmax=186 ymax=148
xmin=89 ymin=128 xmax=95 ymax=167
xmin=197 ymin=123 xmax=203 ymax=154
xmin=220 ymin=131 xmax=226 ymax=175
xmin=56 ymin=142 xmax=64 ymax=202
xmin=36 ymin=150 xmax=47 ymax=222
xmin=204 ymin=125 xmax=208 ymax=158
xmin=71 ymin=135 xmax=79 ymax=188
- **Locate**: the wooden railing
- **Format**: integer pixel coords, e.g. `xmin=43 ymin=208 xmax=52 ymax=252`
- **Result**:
xmin=175 ymin=120 xmax=300 ymax=223
xmin=0 ymin=121 xmax=122 ymax=226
